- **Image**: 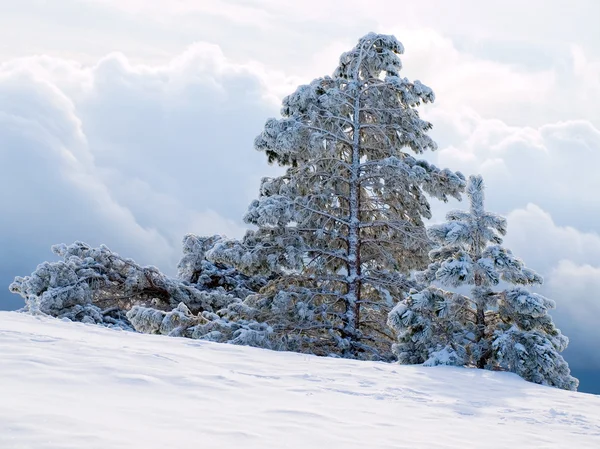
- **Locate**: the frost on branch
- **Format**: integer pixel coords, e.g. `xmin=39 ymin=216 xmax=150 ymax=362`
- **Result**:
xmin=127 ymin=302 xmax=197 ymax=336
xmin=215 ymin=32 xmax=465 ymax=360
xmin=388 ymin=175 xmax=578 ymax=390
xmin=178 ymin=234 xmax=270 ymax=302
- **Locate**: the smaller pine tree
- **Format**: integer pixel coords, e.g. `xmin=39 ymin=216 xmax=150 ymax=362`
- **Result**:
xmin=387 ymin=175 xmax=578 ymax=390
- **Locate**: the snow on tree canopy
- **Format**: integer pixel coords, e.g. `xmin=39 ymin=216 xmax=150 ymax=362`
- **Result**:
xmin=387 ymin=175 xmax=578 ymax=390
xmin=209 ymin=33 xmax=465 ymax=361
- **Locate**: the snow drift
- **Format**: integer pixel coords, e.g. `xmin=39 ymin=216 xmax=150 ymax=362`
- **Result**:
xmin=1 ymin=311 xmax=598 ymax=449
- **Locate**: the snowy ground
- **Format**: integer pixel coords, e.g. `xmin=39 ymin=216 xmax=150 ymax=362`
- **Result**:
xmin=1 ymin=312 xmax=599 ymax=449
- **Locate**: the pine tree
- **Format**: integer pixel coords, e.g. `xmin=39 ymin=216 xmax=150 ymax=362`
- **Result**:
xmin=388 ymin=175 xmax=578 ymax=390
xmin=209 ymin=33 xmax=465 ymax=360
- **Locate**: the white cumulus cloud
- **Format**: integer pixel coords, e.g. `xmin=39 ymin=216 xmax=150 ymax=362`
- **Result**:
xmin=0 ymin=42 xmax=285 ymax=310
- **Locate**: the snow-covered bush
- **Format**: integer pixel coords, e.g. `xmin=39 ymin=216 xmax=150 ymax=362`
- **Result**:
xmin=9 ymin=238 xmax=265 ymax=328
xmin=126 ymin=301 xmax=276 ymax=348
xmin=127 ymin=302 xmax=198 ymax=336
xmin=8 ymin=242 xmax=154 ymax=329
xmin=8 ymin=237 xmax=285 ymax=350
xmin=209 ymin=33 xmax=465 ymax=360
xmin=387 ymin=175 xmax=578 ymax=390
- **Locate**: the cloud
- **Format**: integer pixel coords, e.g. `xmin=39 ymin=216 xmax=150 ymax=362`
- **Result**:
xmin=78 ymin=0 xmax=600 ymax=50
xmin=81 ymin=0 xmax=275 ymax=25
xmin=571 ymin=44 xmax=600 ymax=102
xmin=428 ymin=112 xmax=600 ymax=232
xmin=545 ymin=261 xmax=600 ymax=369
xmin=74 ymin=43 xmax=283 ymax=227
xmin=0 ymin=68 xmax=171 ymax=305
xmin=4 ymin=3 xmax=599 ymax=119
xmin=397 ymin=30 xmax=556 ymax=120
xmin=547 ymin=261 xmax=600 ymax=327
xmin=505 ymin=204 xmax=600 ymax=272
xmin=0 ymin=43 xmax=285 ymax=311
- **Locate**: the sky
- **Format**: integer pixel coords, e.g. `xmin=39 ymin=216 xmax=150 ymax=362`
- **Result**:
xmin=1 ymin=0 xmax=599 ymax=393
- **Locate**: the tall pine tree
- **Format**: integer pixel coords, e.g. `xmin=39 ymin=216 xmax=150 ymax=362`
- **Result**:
xmin=210 ymin=33 xmax=465 ymax=360
xmin=388 ymin=175 xmax=578 ymax=390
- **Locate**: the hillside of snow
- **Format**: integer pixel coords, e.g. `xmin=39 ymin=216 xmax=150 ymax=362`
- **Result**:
xmin=1 ymin=312 xmax=599 ymax=449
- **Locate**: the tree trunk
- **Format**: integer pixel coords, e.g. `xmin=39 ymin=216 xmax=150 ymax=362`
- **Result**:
xmin=473 ymin=242 xmax=489 ymax=368
xmin=345 ymin=82 xmax=362 ymax=345
xmin=475 ymin=303 xmax=487 ymax=368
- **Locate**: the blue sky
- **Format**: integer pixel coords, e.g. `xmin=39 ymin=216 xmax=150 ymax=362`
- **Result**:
xmin=1 ymin=0 xmax=599 ymax=393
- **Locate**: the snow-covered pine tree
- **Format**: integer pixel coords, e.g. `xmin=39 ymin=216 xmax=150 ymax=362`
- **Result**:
xmin=387 ymin=175 xmax=578 ymax=390
xmin=209 ymin=33 xmax=465 ymax=360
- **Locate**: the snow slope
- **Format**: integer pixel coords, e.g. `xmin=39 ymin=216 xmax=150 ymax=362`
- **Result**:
xmin=1 ymin=312 xmax=599 ymax=449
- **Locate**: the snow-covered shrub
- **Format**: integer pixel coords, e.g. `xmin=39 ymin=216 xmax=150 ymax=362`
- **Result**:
xmin=127 ymin=302 xmax=198 ymax=336
xmin=125 ymin=301 xmax=276 ymax=348
xmin=8 ymin=242 xmax=147 ymax=329
xmin=209 ymin=32 xmax=465 ymax=360
xmin=388 ymin=175 xmax=578 ymax=390
xmin=9 ymin=237 xmax=284 ymax=350
xmin=9 ymin=239 xmax=265 ymax=329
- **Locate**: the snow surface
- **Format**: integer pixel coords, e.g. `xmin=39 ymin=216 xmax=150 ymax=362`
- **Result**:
xmin=1 ymin=312 xmax=599 ymax=449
